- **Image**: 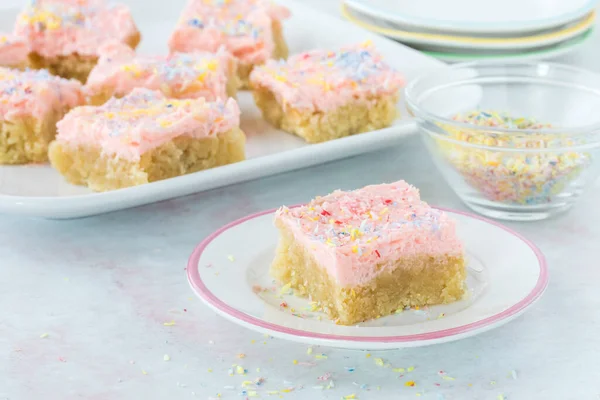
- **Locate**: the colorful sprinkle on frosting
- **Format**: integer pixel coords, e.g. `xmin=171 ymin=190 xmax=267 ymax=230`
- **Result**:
xmin=15 ymin=0 xmax=138 ymax=57
xmin=86 ymin=41 xmax=235 ymax=101
xmin=437 ymin=110 xmax=591 ymax=205
xmin=0 ymin=33 xmax=30 ymax=67
xmin=169 ymin=0 xmax=289 ymax=64
xmin=250 ymin=41 xmax=405 ymax=112
xmin=275 ymin=181 xmax=462 ymax=287
xmin=55 ymin=88 xmax=240 ymax=160
xmin=0 ymin=67 xmax=84 ymax=120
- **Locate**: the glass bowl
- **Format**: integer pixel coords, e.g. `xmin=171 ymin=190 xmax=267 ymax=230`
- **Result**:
xmin=405 ymin=61 xmax=600 ymax=221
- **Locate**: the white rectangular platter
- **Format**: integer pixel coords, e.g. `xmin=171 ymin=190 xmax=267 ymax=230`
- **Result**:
xmin=0 ymin=0 xmax=443 ymax=219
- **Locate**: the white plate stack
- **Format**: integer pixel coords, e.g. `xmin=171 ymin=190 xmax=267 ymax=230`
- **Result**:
xmin=343 ymin=0 xmax=597 ymax=62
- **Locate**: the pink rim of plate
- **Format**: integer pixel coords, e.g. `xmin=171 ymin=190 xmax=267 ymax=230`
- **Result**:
xmin=187 ymin=206 xmax=548 ymax=343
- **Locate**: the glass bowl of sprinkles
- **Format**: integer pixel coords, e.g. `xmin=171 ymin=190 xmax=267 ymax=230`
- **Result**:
xmin=405 ymin=61 xmax=600 ymax=221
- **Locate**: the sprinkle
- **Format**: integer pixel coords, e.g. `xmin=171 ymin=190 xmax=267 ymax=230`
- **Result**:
xmin=317 ymin=372 xmax=332 ymax=381
xmin=374 ymin=358 xmax=385 ymax=367
xmin=307 ymin=347 xmax=313 ymax=355
xmin=163 ymin=354 xmax=170 ymax=361
xmin=490 ymin=381 xmax=497 ymax=385
xmin=237 ymin=353 xmax=246 ymax=359
xmin=345 ymin=367 xmax=356 ymax=372
xmin=497 ymin=395 xmax=505 ymax=400
xmin=227 ymin=255 xmax=235 ymax=262
xmin=163 ymin=321 xmax=176 ymax=326
xmin=58 ymin=356 xmax=66 ymax=362
xmin=40 ymin=333 xmax=49 ymax=339
xmin=280 ymin=283 xmax=292 ymax=295
xmin=510 ymin=370 xmax=518 ymax=380
xmin=236 ymin=365 xmax=246 ymax=375
xmin=342 ymin=394 xmax=357 ymax=399
xmin=405 ymin=381 xmax=416 ymax=387
xmin=407 ymin=366 xmax=415 ymax=372
xmin=142 ymin=370 xmax=148 ymax=375
xmin=393 ymin=368 xmax=405 ymax=373
xmin=293 ymin=359 xmax=298 ymax=365
xmin=315 ymin=354 xmax=328 ymax=360
xmin=365 ymin=353 xmax=371 ymax=358
xmin=442 ymin=376 xmax=455 ymax=381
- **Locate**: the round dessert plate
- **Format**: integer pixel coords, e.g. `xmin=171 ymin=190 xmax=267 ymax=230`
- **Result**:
xmin=422 ymin=29 xmax=592 ymax=63
xmin=187 ymin=207 xmax=547 ymax=349
xmin=342 ymin=5 xmax=596 ymax=51
xmin=344 ymin=0 xmax=598 ymax=35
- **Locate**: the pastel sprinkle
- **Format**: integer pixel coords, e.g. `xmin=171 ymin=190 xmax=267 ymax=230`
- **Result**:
xmin=374 ymin=358 xmax=385 ymax=367
xmin=442 ymin=376 xmax=455 ymax=381
xmin=40 ymin=333 xmax=49 ymax=338
xmin=227 ymin=255 xmax=235 ymax=262
xmin=393 ymin=368 xmax=405 ymax=373
xmin=407 ymin=366 xmax=415 ymax=372
xmin=163 ymin=354 xmax=170 ymax=361
xmin=163 ymin=321 xmax=176 ymax=326
xmin=342 ymin=394 xmax=357 ymax=399
xmin=405 ymin=381 xmax=416 ymax=387
xmin=315 ymin=354 xmax=328 ymax=360
xmin=235 ymin=365 xmax=246 ymax=375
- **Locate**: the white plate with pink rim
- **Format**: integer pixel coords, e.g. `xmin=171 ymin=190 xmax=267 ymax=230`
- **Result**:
xmin=187 ymin=205 xmax=548 ymax=350
xmin=0 ymin=0 xmax=445 ymax=219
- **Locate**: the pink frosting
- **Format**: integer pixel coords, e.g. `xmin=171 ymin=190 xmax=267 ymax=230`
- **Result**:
xmin=55 ymin=88 xmax=241 ymax=161
xmin=85 ymin=41 xmax=234 ymax=101
xmin=275 ymin=181 xmax=463 ymax=287
xmin=169 ymin=0 xmax=290 ymax=64
xmin=0 ymin=33 xmax=30 ymax=66
xmin=14 ymin=0 xmax=138 ymax=58
xmin=0 ymin=67 xmax=84 ymax=121
xmin=250 ymin=41 xmax=405 ymax=112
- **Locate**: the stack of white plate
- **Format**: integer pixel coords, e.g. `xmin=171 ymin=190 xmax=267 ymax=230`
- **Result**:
xmin=343 ymin=0 xmax=597 ymax=62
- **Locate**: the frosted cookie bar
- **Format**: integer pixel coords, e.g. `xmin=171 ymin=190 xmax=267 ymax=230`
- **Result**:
xmin=169 ymin=0 xmax=289 ymax=88
xmin=85 ymin=42 xmax=238 ymax=106
xmin=15 ymin=0 xmax=141 ymax=83
xmin=271 ymin=181 xmax=466 ymax=325
xmin=49 ymin=88 xmax=245 ymax=191
xmin=250 ymin=41 xmax=405 ymax=143
xmin=0 ymin=67 xmax=84 ymax=164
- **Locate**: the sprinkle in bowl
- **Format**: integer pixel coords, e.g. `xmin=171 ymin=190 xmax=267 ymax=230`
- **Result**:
xmin=405 ymin=61 xmax=600 ymax=221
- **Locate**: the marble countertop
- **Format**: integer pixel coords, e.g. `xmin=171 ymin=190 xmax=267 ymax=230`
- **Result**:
xmin=2 ymin=1 xmax=600 ymax=399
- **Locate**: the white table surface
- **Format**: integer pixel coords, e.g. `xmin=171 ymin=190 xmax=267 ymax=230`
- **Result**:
xmin=2 ymin=1 xmax=600 ymax=399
